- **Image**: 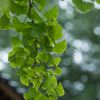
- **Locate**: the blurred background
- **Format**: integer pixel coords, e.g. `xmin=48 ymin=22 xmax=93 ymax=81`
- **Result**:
xmin=0 ymin=0 xmax=100 ymax=100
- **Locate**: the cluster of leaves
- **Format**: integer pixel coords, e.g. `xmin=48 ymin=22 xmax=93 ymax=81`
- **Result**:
xmin=0 ymin=0 xmax=66 ymax=100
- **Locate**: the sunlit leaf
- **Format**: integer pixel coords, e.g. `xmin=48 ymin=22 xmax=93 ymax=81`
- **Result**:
xmin=53 ymin=39 xmax=66 ymax=54
xmin=56 ymin=82 xmax=65 ymax=96
xmin=20 ymin=76 xmax=29 ymax=86
xmin=54 ymin=66 xmax=62 ymax=76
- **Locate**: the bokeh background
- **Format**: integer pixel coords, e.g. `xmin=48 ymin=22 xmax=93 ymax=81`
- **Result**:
xmin=1 ymin=0 xmax=100 ymax=100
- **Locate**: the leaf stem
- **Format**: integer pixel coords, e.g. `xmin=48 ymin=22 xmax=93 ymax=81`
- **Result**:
xmin=29 ymin=0 xmax=32 ymax=14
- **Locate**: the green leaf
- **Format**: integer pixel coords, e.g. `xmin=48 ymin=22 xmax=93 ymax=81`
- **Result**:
xmin=39 ymin=74 xmax=43 ymax=83
xmin=17 ymin=68 xmax=26 ymax=76
xmin=22 ymin=35 xmax=30 ymax=48
xmin=56 ymin=82 xmax=65 ymax=96
xmin=32 ymin=2 xmax=47 ymax=22
xmin=45 ymin=6 xmax=58 ymax=21
xmin=72 ymin=0 xmax=94 ymax=13
xmin=23 ymin=93 xmax=31 ymax=100
xmin=53 ymin=39 xmax=66 ymax=54
xmin=36 ymin=0 xmax=46 ymax=10
xmin=12 ymin=16 xmax=30 ymax=32
xmin=9 ymin=46 xmax=28 ymax=58
xmin=33 ymin=66 xmax=44 ymax=74
xmin=38 ymin=52 xmax=49 ymax=62
xmin=22 ymin=22 xmax=46 ymax=38
xmin=9 ymin=0 xmax=28 ymax=15
xmin=53 ymin=57 xmax=61 ymax=66
xmin=54 ymin=66 xmax=62 ymax=76
xmin=20 ymin=76 xmax=29 ymax=86
xmin=0 ymin=0 xmax=10 ymax=17
xmin=16 ymin=58 xmax=25 ymax=67
xmin=96 ymin=0 xmax=100 ymax=4
xmin=27 ymin=8 xmax=41 ymax=22
xmin=48 ymin=21 xmax=63 ymax=40
xmin=0 ymin=0 xmax=9 ymax=11
xmin=8 ymin=54 xmax=16 ymax=63
xmin=49 ymin=76 xmax=57 ymax=89
xmin=11 ymin=36 xmax=22 ymax=46
xmin=48 ymin=70 xmax=53 ymax=76
xmin=0 ymin=14 xmax=12 ymax=29
xmin=42 ymin=77 xmax=51 ymax=89
xmin=25 ymin=57 xmax=34 ymax=66
xmin=47 ymin=55 xmax=54 ymax=66
xmin=29 ymin=87 xmax=40 ymax=97
xmin=41 ymin=36 xmax=53 ymax=54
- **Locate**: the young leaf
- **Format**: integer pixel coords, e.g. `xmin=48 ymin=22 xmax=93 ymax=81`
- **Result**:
xmin=38 ymin=53 xmax=49 ymax=62
xmin=54 ymin=66 xmax=62 ymax=76
xmin=36 ymin=0 xmax=46 ymax=10
xmin=23 ymin=93 xmax=31 ymax=100
xmin=49 ymin=76 xmax=57 ymax=89
xmin=72 ymin=0 xmax=94 ymax=13
xmin=0 ymin=14 xmax=12 ymax=29
xmin=33 ymin=67 xmax=44 ymax=74
xmin=22 ymin=22 xmax=46 ymax=38
xmin=56 ymin=82 xmax=65 ymax=96
xmin=17 ymin=68 xmax=26 ymax=76
xmin=45 ymin=6 xmax=58 ymax=21
xmin=11 ymin=36 xmax=22 ymax=46
xmin=53 ymin=57 xmax=61 ymax=66
xmin=0 ymin=0 xmax=10 ymax=17
xmin=29 ymin=87 xmax=40 ymax=97
xmin=20 ymin=76 xmax=29 ymax=86
xmin=12 ymin=16 xmax=30 ymax=32
xmin=48 ymin=21 xmax=63 ymax=40
xmin=53 ymin=39 xmax=66 ymax=54
xmin=9 ymin=0 xmax=28 ymax=15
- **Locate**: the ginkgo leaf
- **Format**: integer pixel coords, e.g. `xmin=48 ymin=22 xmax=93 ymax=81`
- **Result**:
xmin=49 ymin=76 xmax=57 ymax=89
xmin=20 ymin=76 xmax=29 ymax=86
xmin=11 ymin=36 xmax=22 ymax=46
xmin=12 ymin=16 xmax=30 ymax=32
xmin=0 ymin=0 xmax=10 ymax=17
xmin=53 ymin=57 xmax=61 ymax=65
xmin=23 ymin=93 xmax=31 ymax=100
xmin=72 ymin=0 xmax=94 ymax=13
xmin=45 ymin=6 xmax=58 ymax=21
xmin=29 ymin=87 xmax=40 ymax=97
xmin=56 ymin=82 xmax=65 ymax=96
xmin=47 ymin=21 xmax=63 ymax=40
xmin=54 ymin=66 xmax=62 ymax=76
xmin=22 ymin=22 xmax=46 ymax=38
xmin=0 ymin=14 xmax=12 ymax=29
xmin=53 ymin=39 xmax=66 ymax=54
xmin=36 ymin=0 xmax=46 ymax=10
xmin=8 ymin=0 xmax=28 ymax=15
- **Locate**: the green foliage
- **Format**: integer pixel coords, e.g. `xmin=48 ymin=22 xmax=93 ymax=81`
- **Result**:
xmin=1 ymin=0 xmax=98 ymax=100
xmin=0 ymin=0 xmax=66 ymax=100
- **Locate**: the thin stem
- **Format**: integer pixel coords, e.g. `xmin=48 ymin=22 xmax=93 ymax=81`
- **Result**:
xmin=29 ymin=0 xmax=32 ymax=14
